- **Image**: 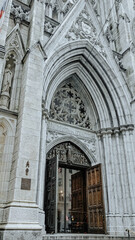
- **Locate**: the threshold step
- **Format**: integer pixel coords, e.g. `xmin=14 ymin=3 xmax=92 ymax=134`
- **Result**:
xmin=42 ymin=234 xmax=134 ymax=240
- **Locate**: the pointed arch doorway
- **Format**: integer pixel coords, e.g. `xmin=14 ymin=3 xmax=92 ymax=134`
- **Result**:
xmin=44 ymin=142 xmax=106 ymax=234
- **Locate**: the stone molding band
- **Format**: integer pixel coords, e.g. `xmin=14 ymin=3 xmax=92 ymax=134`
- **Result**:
xmin=97 ymin=125 xmax=134 ymax=137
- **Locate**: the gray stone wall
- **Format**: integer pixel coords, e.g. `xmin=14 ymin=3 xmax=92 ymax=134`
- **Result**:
xmin=0 ymin=0 xmax=135 ymax=239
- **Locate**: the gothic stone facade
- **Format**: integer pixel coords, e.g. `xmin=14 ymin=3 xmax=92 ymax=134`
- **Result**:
xmin=0 ymin=0 xmax=135 ymax=239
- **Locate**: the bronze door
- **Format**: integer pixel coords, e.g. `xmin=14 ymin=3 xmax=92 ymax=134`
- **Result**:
xmin=87 ymin=164 xmax=105 ymax=234
xmin=71 ymin=171 xmax=87 ymax=233
xmin=45 ymin=156 xmax=58 ymax=233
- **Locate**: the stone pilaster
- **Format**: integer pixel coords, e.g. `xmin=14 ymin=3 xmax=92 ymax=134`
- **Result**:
xmin=37 ymin=106 xmax=49 ymax=233
xmin=98 ymin=125 xmax=135 ymax=235
xmin=0 ymin=1 xmax=46 ymax=239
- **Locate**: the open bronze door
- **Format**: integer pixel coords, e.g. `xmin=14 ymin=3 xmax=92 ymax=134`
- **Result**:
xmin=87 ymin=164 xmax=106 ymax=234
xmin=71 ymin=171 xmax=87 ymax=233
xmin=45 ymin=155 xmax=58 ymax=233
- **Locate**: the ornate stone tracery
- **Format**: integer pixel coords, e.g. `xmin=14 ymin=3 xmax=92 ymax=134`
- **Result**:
xmin=47 ymin=142 xmax=91 ymax=167
xmin=65 ymin=7 xmax=106 ymax=57
xmin=49 ymin=83 xmax=92 ymax=129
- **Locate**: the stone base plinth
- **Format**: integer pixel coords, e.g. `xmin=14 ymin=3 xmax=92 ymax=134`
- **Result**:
xmin=0 ymin=230 xmax=42 ymax=240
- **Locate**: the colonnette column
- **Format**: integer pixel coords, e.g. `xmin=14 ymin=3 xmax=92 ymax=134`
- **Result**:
xmin=97 ymin=125 xmax=135 ymax=236
xmin=37 ymin=103 xmax=49 ymax=234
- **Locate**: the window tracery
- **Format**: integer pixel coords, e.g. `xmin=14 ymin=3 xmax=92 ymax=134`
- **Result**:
xmin=50 ymin=83 xmax=92 ymax=129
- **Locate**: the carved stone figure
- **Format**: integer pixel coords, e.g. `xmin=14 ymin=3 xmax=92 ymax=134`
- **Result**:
xmin=2 ymin=64 xmax=13 ymax=95
xmin=0 ymin=64 xmax=13 ymax=109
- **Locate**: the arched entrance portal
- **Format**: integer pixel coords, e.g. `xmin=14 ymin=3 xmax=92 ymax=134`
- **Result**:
xmin=45 ymin=142 xmax=105 ymax=234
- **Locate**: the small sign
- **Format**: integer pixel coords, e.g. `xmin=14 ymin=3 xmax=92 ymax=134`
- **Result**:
xmin=21 ymin=178 xmax=31 ymax=190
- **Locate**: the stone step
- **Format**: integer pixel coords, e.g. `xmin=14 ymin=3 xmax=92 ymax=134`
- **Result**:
xmin=42 ymin=234 xmax=134 ymax=240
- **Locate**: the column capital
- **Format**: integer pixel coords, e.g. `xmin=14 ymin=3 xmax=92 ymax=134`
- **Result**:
xmin=100 ymin=128 xmax=113 ymax=136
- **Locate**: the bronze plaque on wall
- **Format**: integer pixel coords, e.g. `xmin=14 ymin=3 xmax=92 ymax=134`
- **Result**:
xmin=21 ymin=178 xmax=31 ymax=190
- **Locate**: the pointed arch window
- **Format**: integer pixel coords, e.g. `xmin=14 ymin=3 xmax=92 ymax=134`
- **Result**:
xmin=49 ymin=83 xmax=92 ymax=129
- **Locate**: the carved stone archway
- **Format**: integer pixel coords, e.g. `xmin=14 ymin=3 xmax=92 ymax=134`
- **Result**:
xmin=45 ymin=141 xmax=105 ymax=234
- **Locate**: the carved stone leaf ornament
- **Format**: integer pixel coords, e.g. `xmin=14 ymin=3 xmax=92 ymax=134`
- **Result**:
xmin=50 ymin=83 xmax=92 ymax=129
xmin=45 ymin=21 xmax=56 ymax=33
xmin=65 ymin=8 xmax=106 ymax=57
xmin=11 ymin=4 xmax=30 ymax=23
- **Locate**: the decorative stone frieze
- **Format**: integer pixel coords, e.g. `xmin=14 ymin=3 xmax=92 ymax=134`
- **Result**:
xmin=47 ymin=126 xmax=96 ymax=159
xmin=65 ymin=7 xmax=107 ymax=58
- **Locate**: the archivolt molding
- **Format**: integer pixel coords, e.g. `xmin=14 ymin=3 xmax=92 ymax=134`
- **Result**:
xmin=43 ymin=40 xmax=132 ymax=129
xmin=46 ymin=135 xmax=97 ymax=164
xmin=45 ymin=62 xmax=113 ymax=129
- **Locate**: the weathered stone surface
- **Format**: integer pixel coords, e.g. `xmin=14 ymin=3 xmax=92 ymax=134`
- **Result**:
xmin=0 ymin=0 xmax=135 ymax=239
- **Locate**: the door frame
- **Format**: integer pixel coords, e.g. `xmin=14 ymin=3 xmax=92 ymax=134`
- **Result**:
xmin=45 ymin=142 xmax=106 ymax=234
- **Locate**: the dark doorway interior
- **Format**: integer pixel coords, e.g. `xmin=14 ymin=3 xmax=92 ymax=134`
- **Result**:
xmin=44 ymin=142 xmax=105 ymax=234
xmin=58 ymin=167 xmax=87 ymax=233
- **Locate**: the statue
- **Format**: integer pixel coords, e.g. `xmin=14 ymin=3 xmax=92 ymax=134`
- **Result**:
xmin=0 ymin=64 xmax=13 ymax=109
xmin=2 ymin=64 xmax=13 ymax=95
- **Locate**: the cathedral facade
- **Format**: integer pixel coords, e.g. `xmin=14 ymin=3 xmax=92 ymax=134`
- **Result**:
xmin=0 ymin=0 xmax=135 ymax=239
